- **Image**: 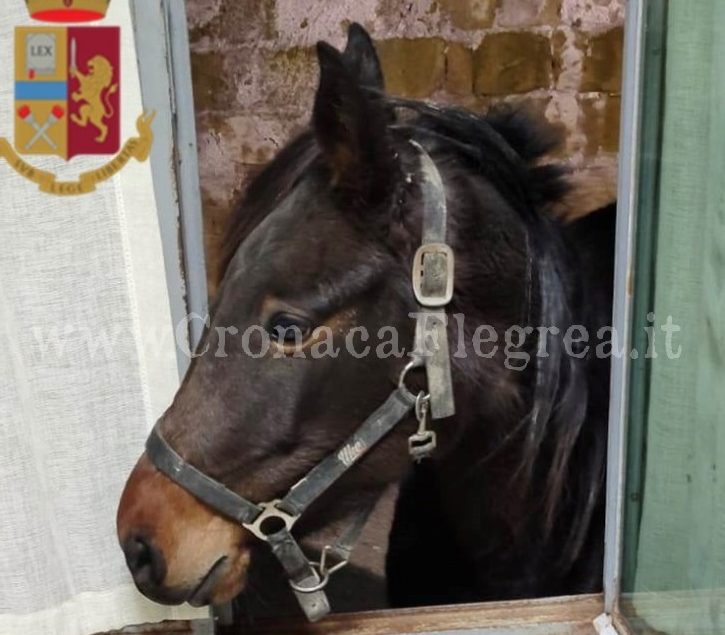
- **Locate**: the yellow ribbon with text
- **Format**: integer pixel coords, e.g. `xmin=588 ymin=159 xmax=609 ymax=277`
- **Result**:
xmin=0 ymin=111 xmax=155 ymax=196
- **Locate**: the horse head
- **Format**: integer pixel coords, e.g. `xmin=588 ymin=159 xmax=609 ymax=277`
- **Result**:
xmin=117 ymin=23 xmax=609 ymax=609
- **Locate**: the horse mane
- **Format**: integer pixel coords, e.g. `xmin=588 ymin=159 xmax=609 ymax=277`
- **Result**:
xmin=219 ymin=100 xmax=607 ymax=580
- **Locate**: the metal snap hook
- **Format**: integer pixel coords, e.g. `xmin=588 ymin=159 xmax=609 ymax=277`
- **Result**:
xmin=414 ymin=390 xmax=431 ymax=421
xmin=409 ymin=391 xmax=437 ymax=462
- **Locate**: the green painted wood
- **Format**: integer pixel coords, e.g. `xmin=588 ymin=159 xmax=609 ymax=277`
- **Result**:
xmin=622 ymin=1 xmax=725 ymax=633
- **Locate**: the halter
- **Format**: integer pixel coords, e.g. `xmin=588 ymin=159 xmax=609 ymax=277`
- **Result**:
xmin=145 ymin=142 xmax=456 ymax=622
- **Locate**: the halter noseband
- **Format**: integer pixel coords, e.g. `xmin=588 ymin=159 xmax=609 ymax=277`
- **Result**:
xmin=145 ymin=142 xmax=455 ymax=622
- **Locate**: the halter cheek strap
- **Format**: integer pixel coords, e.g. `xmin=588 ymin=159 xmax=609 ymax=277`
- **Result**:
xmin=144 ymin=141 xmax=455 ymax=622
xmin=410 ymin=140 xmax=456 ymax=420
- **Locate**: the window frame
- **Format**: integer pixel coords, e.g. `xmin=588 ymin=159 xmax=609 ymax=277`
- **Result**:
xmin=131 ymin=0 xmax=209 ymax=378
xmin=133 ymin=0 xmax=651 ymax=631
xmin=603 ymin=0 xmax=645 ymax=623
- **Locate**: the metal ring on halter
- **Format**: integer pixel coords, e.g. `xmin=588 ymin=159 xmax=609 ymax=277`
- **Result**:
xmin=243 ymin=500 xmax=299 ymax=542
xmin=289 ymin=545 xmax=350 ymax=594
xmin=398 ymin=357 xmax=428 ymax=400
xmin=289 ymin=568 xmax=331 ymax=594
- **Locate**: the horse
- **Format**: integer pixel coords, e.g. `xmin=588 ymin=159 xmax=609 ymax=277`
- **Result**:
xmin=116 ymin=23 xmax=613 ymax=614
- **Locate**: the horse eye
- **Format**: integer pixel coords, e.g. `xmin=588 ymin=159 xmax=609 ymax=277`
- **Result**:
xmin=267 ymin=313 xmax=312 ymax=345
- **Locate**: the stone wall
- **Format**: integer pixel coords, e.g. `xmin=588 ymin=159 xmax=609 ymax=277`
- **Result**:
xmin=187 ymin=0 xmax=625 ymax=293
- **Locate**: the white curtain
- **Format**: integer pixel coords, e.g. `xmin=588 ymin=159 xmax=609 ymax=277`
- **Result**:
xmin=0 ymin=2 xmax=204 ymax=634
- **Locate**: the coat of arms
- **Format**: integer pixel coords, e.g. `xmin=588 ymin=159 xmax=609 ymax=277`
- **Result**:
xmin=0 ymin=0 xmax=155 ymax=196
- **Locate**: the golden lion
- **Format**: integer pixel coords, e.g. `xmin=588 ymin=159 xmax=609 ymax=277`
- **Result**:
xmin=71 ymin=55 xmax=118 ymax=144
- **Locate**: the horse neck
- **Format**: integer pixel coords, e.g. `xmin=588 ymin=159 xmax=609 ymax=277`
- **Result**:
xmin=429 ymin=224 xmax=589 ymax=554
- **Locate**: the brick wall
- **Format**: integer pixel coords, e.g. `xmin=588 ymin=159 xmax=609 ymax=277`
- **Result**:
xmin=187 ymin=0 xmax=624 ymax=293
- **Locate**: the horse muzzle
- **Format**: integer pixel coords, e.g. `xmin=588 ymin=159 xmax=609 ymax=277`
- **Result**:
xmin=116 ymin=455 xmax=251 ymax=606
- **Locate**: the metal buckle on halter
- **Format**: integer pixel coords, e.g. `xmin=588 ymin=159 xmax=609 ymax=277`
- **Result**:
xmin=289 ymin=545 xmax=350 ymax=594
xmin=243 ymin=500 xmax=299 ymax=542
xmin=412 ymin=243 xmax=454 ymax=308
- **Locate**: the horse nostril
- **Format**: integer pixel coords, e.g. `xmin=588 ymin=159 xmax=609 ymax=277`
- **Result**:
xmin=123 ymin=535 xmax=166 ymax=588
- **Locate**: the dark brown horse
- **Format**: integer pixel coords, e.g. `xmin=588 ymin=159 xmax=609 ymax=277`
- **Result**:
xmin=117 ymin=24 xmax=613 ymax=611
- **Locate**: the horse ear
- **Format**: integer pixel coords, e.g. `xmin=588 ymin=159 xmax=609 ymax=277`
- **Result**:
xmin=313 ymin=42 xmax=396 ymax=203
xmin=343 ymin=23 xmax=384 ymax=92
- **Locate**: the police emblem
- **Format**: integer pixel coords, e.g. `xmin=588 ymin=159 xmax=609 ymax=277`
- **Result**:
xmin=0 ymin=0 xmax=155 ymax=195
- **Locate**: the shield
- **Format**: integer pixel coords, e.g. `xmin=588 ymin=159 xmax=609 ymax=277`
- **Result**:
xmin=14 ymin=25 xmax=120 ymax=160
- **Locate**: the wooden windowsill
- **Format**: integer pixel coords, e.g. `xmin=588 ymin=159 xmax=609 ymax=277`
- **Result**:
xmin=219 ymin=593 xmax=603 ymax=635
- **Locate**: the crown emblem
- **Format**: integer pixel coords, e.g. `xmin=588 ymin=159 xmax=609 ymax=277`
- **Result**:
xmin=26 ymin=0 xmax=110 ymax=23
